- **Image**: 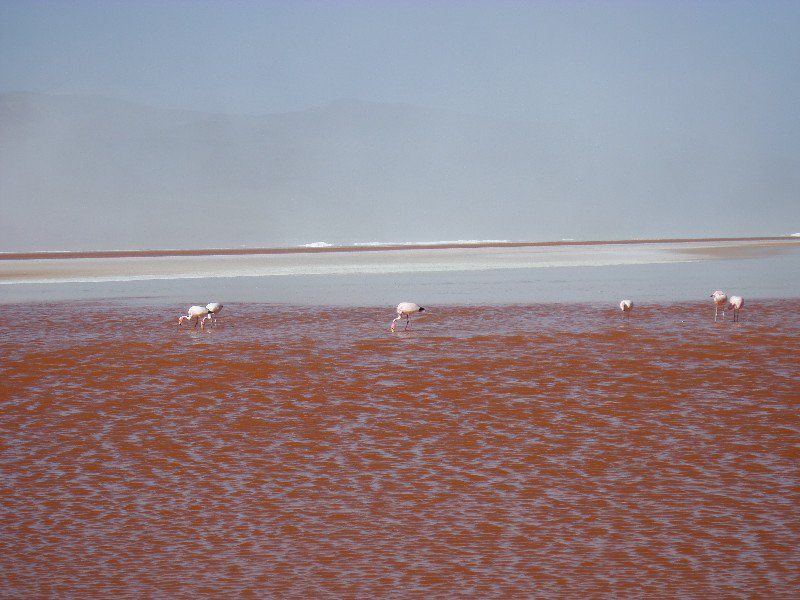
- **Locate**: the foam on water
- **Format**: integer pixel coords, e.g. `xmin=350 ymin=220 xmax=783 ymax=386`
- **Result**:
xmin=351 ymin=239 xmax=513 ymax=246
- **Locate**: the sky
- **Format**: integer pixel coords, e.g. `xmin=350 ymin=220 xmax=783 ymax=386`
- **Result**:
xmin=3 ymin=1 xmax=799 ymax=124
xmin=1 ymin=0 xmax=799 ymax=249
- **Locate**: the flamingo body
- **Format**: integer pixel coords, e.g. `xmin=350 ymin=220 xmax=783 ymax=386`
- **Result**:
xmin=711 ymin=291 xmax=727 ymax=321
xmin=728 ymin=295 xmax=744 ymax=322
xmin=205 ymin=303 xmax=223 ymax=326
xmin=619 ymin=299 xmax=633 ymax=314
xmin=179 ymin=305 xmax=210 ymax=328
xmin=391 ymin=302 xmax=425 ymax=332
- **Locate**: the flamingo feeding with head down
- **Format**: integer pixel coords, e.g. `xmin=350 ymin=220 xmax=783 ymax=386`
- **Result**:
xmin=205 ymin=303 xmax=223 ymax=327
xmin=178 ymin=305 xmax=211 ymax=328
xmin=391 ymin=302 xmax=425 ymax=332
xmin=728 ymin=295 xmax=744 ymax=322
xmin=711 ymin=291 xmax=727 ymax=321
xmin=619 ymin=299 xmax=633 ymax=315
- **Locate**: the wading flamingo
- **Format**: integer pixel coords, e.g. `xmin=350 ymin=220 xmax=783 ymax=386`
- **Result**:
xmin=178 ymin=305 xmax=210 ymax=328
xmin=619 ymin=299 xmax=633 ymax=315
xmin=711 ymin=291 xmax=727 ymax=321
xmin=728 ymin=295 xmax=744 ymax=322
xmin=205 ymin=303 xmax=223 ymax=326
xmin=391 ymin=302 xmax=425 ymax=332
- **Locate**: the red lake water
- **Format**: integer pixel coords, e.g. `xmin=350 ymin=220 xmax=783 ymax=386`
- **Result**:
xmin=1 ymin=300 xmax=798 ymax=597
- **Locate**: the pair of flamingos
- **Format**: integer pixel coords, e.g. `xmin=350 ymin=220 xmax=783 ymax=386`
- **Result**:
xmin=711 ymin=291 xmax=745 ymax=322
xmin=178 ymin=302 xmax=223 ymax=329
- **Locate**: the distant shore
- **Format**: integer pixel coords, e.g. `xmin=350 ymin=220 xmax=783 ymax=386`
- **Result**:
xmin=1 ymin=236 xmax=798 ymax=305
xmin=1 ymin=235 xmax=798 ymax=292
xmin=0 ymin=235 xmax=796 ymax=261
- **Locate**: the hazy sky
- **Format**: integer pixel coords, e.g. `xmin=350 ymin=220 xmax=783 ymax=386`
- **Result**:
xmin=1 ymin=1 xmax=799 ymax=249
xmin=2 ymin=1 xmax=798 ymax=125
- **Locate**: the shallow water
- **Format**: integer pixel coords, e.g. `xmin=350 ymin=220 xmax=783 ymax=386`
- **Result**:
xmin=1 ymin=300 xmax=799 ymax=597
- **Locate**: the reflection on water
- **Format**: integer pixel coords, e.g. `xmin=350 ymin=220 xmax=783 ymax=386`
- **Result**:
xmin=1 ymin=300 xmax=798 ymax=597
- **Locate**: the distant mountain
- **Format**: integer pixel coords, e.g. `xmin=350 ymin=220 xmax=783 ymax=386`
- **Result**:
xmin=1 ymin=93 xmax=795 ymax=251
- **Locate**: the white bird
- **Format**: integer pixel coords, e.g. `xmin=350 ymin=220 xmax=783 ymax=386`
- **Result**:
xmin=178 ymin=305 xmax=210 ymax=328
xmin=391 ymin=302 xmax=425 ymax=332
xmin=205 ymin=303 xmax=223 ymax=326
xmin=711 ymin=291 xmax=727 ymax=321
xmin=619 ymin=299 xmax=633 ymax=315
xmin=728 ymin=295 xmax=744 ymax=322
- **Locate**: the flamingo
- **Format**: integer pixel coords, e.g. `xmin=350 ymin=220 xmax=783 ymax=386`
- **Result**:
xmin=728 ymin=295 xmax=744 ymax=322
xmin=711 ymin=291 xmax=727 ymax=321
xmin=205 ymin=302 xmax=223 ymax=326
xmin=391 ymin=302 xmax=425 ymax=332
xmin=178 ymin=305 xmax=210 ymax=328
xmin=619 ymin=299 xmax=633 ymax=315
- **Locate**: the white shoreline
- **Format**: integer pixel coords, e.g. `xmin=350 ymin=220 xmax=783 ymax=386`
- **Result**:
xmin=1 ymin=238 xmax=798 ymax=285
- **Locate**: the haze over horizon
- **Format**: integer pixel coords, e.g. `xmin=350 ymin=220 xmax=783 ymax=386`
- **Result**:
xmin=1 ymin=1 xmax=799 ymax=252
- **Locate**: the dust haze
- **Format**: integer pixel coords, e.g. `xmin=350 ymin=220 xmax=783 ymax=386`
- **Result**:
xmin=1 ymin=2 xmax=798 ymax=251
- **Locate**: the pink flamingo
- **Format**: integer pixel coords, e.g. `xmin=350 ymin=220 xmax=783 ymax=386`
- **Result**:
xmin=711 ymin=291 xmax=727 ymax=321
xmin=619 ymin=299 xmax=633 ymax=315
xmin=728 ymin=295 xmax=744 ymax=322
xmin=178 ymin=305 xmax=211 ymax=329
xmin=205 ymin=303 xmax=223 ymax=326
xmin=391 ymin=302 xmax=425 ymax=332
